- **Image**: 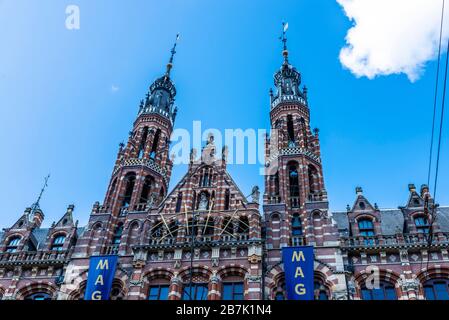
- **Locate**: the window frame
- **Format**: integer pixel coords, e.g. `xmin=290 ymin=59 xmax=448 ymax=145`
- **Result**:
xmin=183 ymin=283 xmax=209 ymax=300
xmin=360 ymin=281 xmax=397 ymax=300
xmin=222 ymin=282 xmax=244 ymax=300
xmin=414 ymin=216 xmax=430 ymax=234
xmin=148 ymin=284 xmax=170 ymax=300
xmin=5 ymin=236 xmax=21 ymax=253
xmin=50 ymin=234 xmax=66 ymax=251
xmin=423 ymin=279 xmax=449 ymax=300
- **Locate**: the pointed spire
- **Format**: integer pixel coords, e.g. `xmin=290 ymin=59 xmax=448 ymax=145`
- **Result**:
xmin=165 ymin=33 xmax=180 ymax=78
xmin=280 ymin=22 xmax=289 ymax=63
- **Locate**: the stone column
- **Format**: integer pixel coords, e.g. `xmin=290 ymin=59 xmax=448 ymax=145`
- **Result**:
xmin=168 ymin=275 xmax=182 ymax=300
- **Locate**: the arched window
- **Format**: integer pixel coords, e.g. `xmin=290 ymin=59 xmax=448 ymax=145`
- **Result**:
xmin=274 ymin=172 xmax=280 ymax=195
xmin=140 ymin=176 xmax=153 ymax=204
xmin=5 ymin=236 xmax=21 ymax=253
xmin=423 ymin=279 xmax=449 ymax=300
xmin=148 ymin=284 xmax=169 ymax=300
xmin=138 ymin=127 xmax=149 ymax=158
xmin=358 ymin=219 xmax=375 ymax=236
xmin=149 ymin=129 xmax=161 ymax=160
xmin=237 ymin=217 xmax=249 ymax=234
xmin=224 ymin=189 xmax=230 ymax=211
xmin=300 ymin=118 xmax=308 ymax=147
xmin=51 ymin=235 xmax=66 ymax=251
xmin=287 ymin=114 xmax=295 ymax=145
xmin=314 ymin=281 xmax=329 ymax=300
xmin=175 ymin=192 xmax=183 ymax=213
xmin=360 ymin=282 xmax=397 ymax=300
xmin=308 ymin=165 xmax=318 ymax=195
xmin=107 ymin=178 xmax=117 ymax=205
xmin=414 ymin=216 xmax=430 ymax=234
xmin=25 ymin=292 xmax=52 ymax=300
xmin=199 ymin=168 xmax=212 ymax=187
xmin=122 ymin=173 xmax=136 ymax=207
xmin=288 ymin=163 xmax=300 ymax=208
xmin=203 ymin=218 xmax=215 ymax=236
xmin=292 ymin=213 xmax=302 ymax=236
xmin=222 ymin=217 xmax=234 ymax=236
xmin=112 ymin=223 xmax=123 ymax=245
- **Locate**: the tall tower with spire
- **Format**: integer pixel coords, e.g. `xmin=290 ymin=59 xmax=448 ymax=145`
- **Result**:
xmin=263 ymin=24 xmax=347 ymax=300
xmin=101 ymin=35 xmax=180 ymax=216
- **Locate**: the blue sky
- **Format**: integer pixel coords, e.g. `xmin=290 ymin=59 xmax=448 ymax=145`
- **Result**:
xmin=0 ymin=0 xmax=447 ymax=227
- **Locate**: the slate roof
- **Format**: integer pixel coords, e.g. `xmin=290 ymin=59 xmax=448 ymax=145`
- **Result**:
xmin=0 ymin=227 xmax=85 ymax=249
xmin=331 ymin=206 xmax=449 ymax=236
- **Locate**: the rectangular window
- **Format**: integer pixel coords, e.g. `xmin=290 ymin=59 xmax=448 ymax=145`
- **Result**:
xmin=148 ymin=285 xmax=169 ymax=300
xmin=435 ymin=283 xmax=449 ymax=300
xmin=361 ymin=289 xmax=372 ymax=300
xmin=424 ymin=286 xmax=435 ymax=300
xmin=183 ymin=284 xmax=208 ymax=300
xmin=223 ymin=282 xmax=244 ymax=300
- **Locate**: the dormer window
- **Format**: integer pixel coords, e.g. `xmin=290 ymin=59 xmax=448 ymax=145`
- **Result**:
xmin=6 ymin=236 xmax=21 ymax=253
xmin=358 ymin=219 xmax=374 ymax=236
xmin=51 ymin=235 xmax=66 ymax=251
xmin=414 ymin=216 xmax=430 ymax=234
xmin=359 ymin=201 xmax=366 ymax=210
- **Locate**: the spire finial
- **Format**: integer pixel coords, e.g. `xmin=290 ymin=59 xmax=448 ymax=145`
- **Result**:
xmin=28 ymin=174 xmax=50 ymax=221
xmin=166 ymin=33 xmax=180 ymax=78
xmin=34 ymin=174 xmax=50 ymax=207
xmin=280 ymin=22 xmax=289 ymax=63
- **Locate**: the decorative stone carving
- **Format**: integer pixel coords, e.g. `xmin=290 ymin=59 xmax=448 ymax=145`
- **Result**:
xmin=332 ymin=290 xmax=348 ymax=300
xmin=399 ymin=277 xmax=420 ymax=292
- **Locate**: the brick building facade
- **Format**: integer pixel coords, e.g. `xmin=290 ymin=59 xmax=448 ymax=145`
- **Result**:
xmin=1 ymin=36 xmax=449 ymax=301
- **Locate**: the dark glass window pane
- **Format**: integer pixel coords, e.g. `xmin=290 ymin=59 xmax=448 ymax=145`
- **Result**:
xmin=223 ymin=284 xmax=233 ymax=300
xmin=435 ymin=283 xmax=449 ymax=300
xmin=148 ymin=285 xmax=169 ymax=300
xmin=159 ymin=286 xmax=169 ymax=300
xmin=385 ymin=287 xmax=397 ymax=300
xmin=361 ymin=289 xmax=372 ymax=300
xmin=424 ymin=286 xmax=435 ymax=300
xmin=183 ymin=284 xmax=208 ymax=300
xmin=372 ymin=288 xmax=384 ymax=300
xmin=275 ymin=293 xmax=284 ymax=300
xmin=318 ymin=291 xmax=328 ymax=300
xmin=234 ymin=283 xmax=244 ymax=294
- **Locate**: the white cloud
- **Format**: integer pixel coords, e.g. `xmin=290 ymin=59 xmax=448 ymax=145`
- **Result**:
xmin=111 ymin=85 xmax=119 ymax=92
xmin=337 ymin=0 xmax=449 ymax=82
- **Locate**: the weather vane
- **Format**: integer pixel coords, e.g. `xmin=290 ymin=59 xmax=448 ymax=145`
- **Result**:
xmin=280 ymin=21 xmax=289 ymax=51
xmin=28 ymin=174 xmax=50 ymax=221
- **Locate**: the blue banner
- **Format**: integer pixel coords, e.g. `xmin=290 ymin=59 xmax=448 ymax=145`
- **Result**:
xmin=282 ymin=246 xmax=314 ymax=300
xmin=84 ymin=255 xmax=118 ymax=300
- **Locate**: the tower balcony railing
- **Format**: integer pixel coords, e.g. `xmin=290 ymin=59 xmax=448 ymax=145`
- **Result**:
xmin=0 ymin=250 xmax=69 ymax=266
xmin=102 ymin=244 xmax=120 ymax=255
xmin=139 ymin=105 xmax=173 ymax=122
xmin=341 ymin=232 xmax=449 ymax=249
xmin=290 ymin=197 xmax=300 ymax=208
xmin=271 ymin=94 xmax=307 ymax=110
xmin=291 ymin=235 xmax=305 ymax=247
xmin=268 ymin=195 xmax=281 ymax=204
